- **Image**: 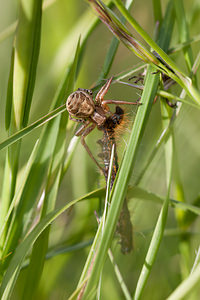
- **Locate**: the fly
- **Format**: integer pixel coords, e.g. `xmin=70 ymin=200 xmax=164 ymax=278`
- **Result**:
xmin=66 ymin=77 xmax=140 ymax=253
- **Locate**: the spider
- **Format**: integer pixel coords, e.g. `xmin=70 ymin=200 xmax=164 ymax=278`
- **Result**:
xmin=66 ymin=77 xmax=140 ymax=171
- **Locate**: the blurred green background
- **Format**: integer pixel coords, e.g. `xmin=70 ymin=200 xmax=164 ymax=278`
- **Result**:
xmin=0 ymin=0 xmax=200 ymax=299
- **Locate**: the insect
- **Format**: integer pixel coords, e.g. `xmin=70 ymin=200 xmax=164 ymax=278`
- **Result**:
xmin=97 ymin=105 xmax=133 ymax=253
xmin=66 ymin=77 xmax=140 ymax=253
xmin=66 ymin=77 xmax=140 ymax=173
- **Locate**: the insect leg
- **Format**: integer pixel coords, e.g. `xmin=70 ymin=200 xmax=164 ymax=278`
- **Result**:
xmin=76 ymin=122 xmax=105 ymax=173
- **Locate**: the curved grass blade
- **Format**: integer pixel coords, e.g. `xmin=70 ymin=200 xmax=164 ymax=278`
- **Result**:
xmin=0 ymin=105 xmax=66 ymax=151
xmin=0 ymin=188 xmax=104 ymax=300
xmin=81 ymin=65 xmax=160 ymax=299
xmin=0 ymin=140 xmax=39 ymax=241
xmin=1 ymin=38 xmax=80 ymax=270
xmin=0 ymin=0 xmax=43 ymax=259
xmin=166 ymin=263 xmax=200 ymax=300
xmin=92 ymin=0 xmax=200 ymax=105
xmin=21 ymin=36 xmax=82 ymax=297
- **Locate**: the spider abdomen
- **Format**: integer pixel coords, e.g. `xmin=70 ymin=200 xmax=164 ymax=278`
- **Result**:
xmin=66 ymin=91 xmax=95 ymax=118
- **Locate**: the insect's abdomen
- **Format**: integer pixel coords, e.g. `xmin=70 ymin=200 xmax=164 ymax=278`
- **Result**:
xmin=98 ymin=106 xmax=133 ymax=254
xmin=66 ymin=91 xmax=95 ymax=118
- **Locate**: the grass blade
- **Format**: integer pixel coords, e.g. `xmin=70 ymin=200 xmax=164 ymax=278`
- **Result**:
xmin=82 ymin=65 xmax=160 ymax=298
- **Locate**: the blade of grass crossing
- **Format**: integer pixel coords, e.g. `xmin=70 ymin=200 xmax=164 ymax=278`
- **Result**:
xmin=133 ymin=3 xmax=174 ymax=298
xmin=0 ymin=105 xmax=66 ymax=151
xmin=173 ymin=0 xmax=196 ymax=282
xmin=134 ymin=180 xmax=172 ymax=300
xmin=0 ymin=194 xmax=96 ymax=300
xmin=82 ymin=66 xmax=160 ymax=298
xmin=12 ymin=0 xmax=42 ymax=129
xmin=0 ymin=0 xmax=43 ymax=259
xmin=0 ymin=140 xmax=39 ymax=242
xmin=22 ymin=40 xmax=81 ymax=298
xmin=111 ymin=0 xmax=200 ymax=105
xmin=152 ymin=0 xmax=162 ymax=27
xmin=174 ymin=0 xmax=195 ymax=81
xmin=167 ymin=263 xmax=200 ymax=300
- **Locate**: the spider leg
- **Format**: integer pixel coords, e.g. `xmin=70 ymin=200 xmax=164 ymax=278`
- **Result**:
xmin=69 ymin=114 xmax=86 ymax=123
xmin=95 ymin=77 xmax=113 ymax=109
xmin=96 ymin=77 xmax=141 ymax=109
xmin=75 ymin=120 xmax=90 ymax=135
xmin=75 ymin=121 xmax=105 ymax=173
xmin=102 ymin=100 xmax=142 ymax=106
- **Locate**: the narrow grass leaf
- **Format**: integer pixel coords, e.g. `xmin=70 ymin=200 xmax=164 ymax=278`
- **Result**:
xmin=134 ymin=192 xmax=171 ymax=300
xmin=127 ymin=186 xmax=200 ymax=215
xmin=0 ymin=190 xmax=100 ymax=300
xmin=12 ymin=0 xmax=42 ymax=129
xmin=22 ymin=37 xmax=81 ymax=298
xmin=152 ymin=0 xmax=162 ymax=26
xmin=1 ymin=40 xmax=80 ymax=265
xmin=108 ymin=249 xmax=132 ymax=300
xmin=0 ymin=105 xmax=66 ymax=151
xmin=0 ymin=140 xmax=39 ymax=242
xmin=167 ymin=263 xmax=200 ymax=300
xmin=174 ymin=0 xmax=195 ymax=77
xmin=111 ymin=0 xmax=200 ymax=105
xmin=82 ymin=66 xmax=160 ymax=299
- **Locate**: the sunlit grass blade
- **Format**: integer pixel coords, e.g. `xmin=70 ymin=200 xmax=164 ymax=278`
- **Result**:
xmin=11 ymin=0 xmax=42 ymax=129
xmin=127 ymin=186 xmax=200 ymax=215
xmin=0 ymin=0 xmax=43 ymax=260
xmin=134 ymin=190 xmax=171 ymax=300
xmin=108 ymin=249 xmax=132 ymax=300
xmin=0 ymin=0 xmax=57 ymax=45
xmin=82 ymin=65 xmax=160 ymax=298
xmin=97 ymin=0 xmax=134 ymax=83
xmin=152 ymin=0 xmax=162 ymax=26
xmin=166 ymin=262 xmax=200 ymax=300
xmin=92 ymin=0 xmax=200 ymax=105
xmin=1 ymin=38 xmax=81 ymax=267
xmin=0 ymin=104 xmax=66 ymax=151
xmin=21 ymin=37 xmax=81 ymax=298
xmin=174 ymin=0 xmax=195 ymax=78
xmin=0 ymin=189 xmax=101 ymax=300
xmin=74 ymin=146 xmax=115 ymax=299
xmin=0 ymin=140 xmax=39 ymax=241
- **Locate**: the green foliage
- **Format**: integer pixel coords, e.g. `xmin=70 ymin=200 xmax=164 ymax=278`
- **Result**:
xmin=0 ymin=0 xmax=200 ymax=299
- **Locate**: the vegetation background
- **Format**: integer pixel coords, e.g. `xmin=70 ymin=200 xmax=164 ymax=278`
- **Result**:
xmin=0 ymin=0 xmax=200 ymax=299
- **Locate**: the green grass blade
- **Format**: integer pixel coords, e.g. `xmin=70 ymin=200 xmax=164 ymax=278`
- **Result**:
xmin=82 ymin=66 xmax=160 ymax=298
xmin=0 ymin=140 xmax=39 ymax=242
xmin=21 ymin=37 xmax=81 ymax=298
xmin=108 ymin=249 xmax=132 ymax=300
xmin=127 ymin=186 xmax=200 ymax=215
xmin=134 ymin=191 xmax=171 ymax=300
xmin=5 ymin=49 xmax=14 ymax=131
xmin=152 ymin=0 xmax=162 ymax=26
xmin=11 ymin=0 xmax=43 ymax=129
xmin=111 ymin=0 xmax=200 ymax=105
xmin=0 ymin=105 xmax=66 ymax=151
xmin=0 ymin=0 xmax=43 ymax=258
xmin=174 ymin=0 xmax=195 ymax=77
xmin=1 ymin=39 xmax=80 ymax=267
xmin=166 ymin=263 xmax=200 ymax=300
xmin=0 ymin=190 xmax=100 ymax=300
